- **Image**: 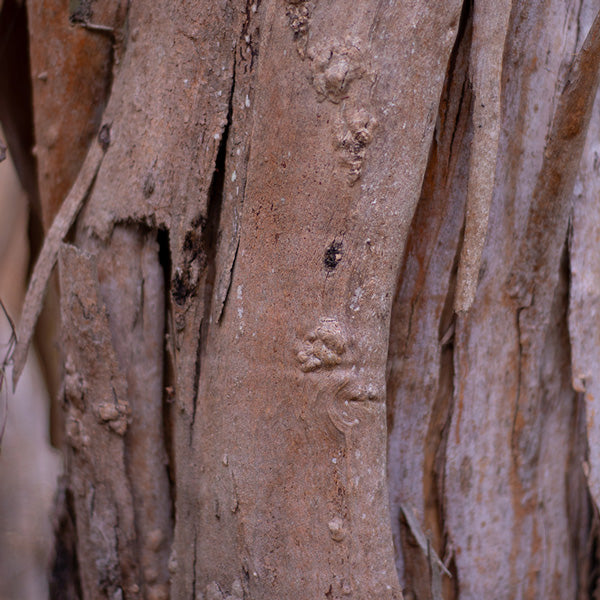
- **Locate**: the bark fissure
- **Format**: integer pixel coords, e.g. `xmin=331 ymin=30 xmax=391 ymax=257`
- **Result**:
xmin=433 ymin=250 xmax=460 ymax=600
xmin=189 ymin=61 xmax=235 ymax=437
xmin=511 ymin=304 xmax=525 ymax=464
xmin=49 ymin=481 xmax=83 ymax=600
xmin=442 ymin=0 xmax=472 ymax=174
xmin=213 ymin=4 xmax=262 ymax=324
xmin=191 ymin=530 xmax=198 ymax=600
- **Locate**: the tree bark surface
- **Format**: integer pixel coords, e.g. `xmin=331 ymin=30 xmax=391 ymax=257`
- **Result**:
xmin=9 ymin=0 xmax=600 ymax=599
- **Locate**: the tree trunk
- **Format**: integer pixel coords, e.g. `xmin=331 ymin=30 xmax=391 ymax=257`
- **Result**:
xmin=6 ymin=0 xmax=600 ymax=598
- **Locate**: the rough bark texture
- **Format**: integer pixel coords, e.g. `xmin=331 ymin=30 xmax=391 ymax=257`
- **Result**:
xmin=5 ymin=0 xmax=600 ymax=598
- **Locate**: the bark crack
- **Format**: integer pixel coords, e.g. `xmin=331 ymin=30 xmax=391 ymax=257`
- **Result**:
xmin=208 ymin=60 xmax=237 ymax=326
xmin=511 ymin=303 xmax=525 ymax=464
xmin=443 ymin=0 xmax=472 ymax=175
xmin=191 ymin=530 xmax=198 ymax=600
xmin=188 ymin=60 xmax=235 ymax=440
xmin=431 ymin=235 xmax=460 ymax=600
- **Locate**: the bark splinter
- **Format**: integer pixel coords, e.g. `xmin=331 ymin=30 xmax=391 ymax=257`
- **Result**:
xmin=454 ymin=0 xmax=512 ymax=312
xmin=12 ymin=138 xmax=106 ymax=387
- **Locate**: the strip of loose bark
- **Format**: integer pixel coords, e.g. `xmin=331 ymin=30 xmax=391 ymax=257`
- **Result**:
xmin=12 ymin=140 xmax=104 ymax=387
xmin=90 ymin=226 xmax=172 ymax=600
xmin=506 ymin=9 xmax=600 ymax=469
xmin=58 ymin=242 xmax=139 ymax=599
xmin=567 ymin=31 xmax=600 ymax=507
xmin=454 ymin=0 xmax=512 ymax=312
xmin=509 ymin=9 xmax=600 ymax=305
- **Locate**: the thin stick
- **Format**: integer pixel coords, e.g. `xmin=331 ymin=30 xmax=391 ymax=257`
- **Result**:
xmin=0 ymin=299 xmax=16 ymax=449
xmin=12 ymin=141 xmax=105 ymax=388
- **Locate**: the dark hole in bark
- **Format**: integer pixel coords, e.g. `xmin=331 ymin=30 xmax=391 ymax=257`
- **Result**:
xmin=171 ymin=269 xmax=193 ymax=306
xmin=98 ymin=123 xmax=111 ymax=151
xmin=324 ymin=240 xmax=342 ymax=270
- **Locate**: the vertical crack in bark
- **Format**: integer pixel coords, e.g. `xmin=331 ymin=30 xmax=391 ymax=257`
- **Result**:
xmin=566 ymin=213 xmax=600 ymax=598
xmin=191 ymin=530 xmax=198 ymax=600
xmin=213 ymin=62 xmax=244 ymax=324
xmin=49 ymin=479 xmax=83 ymax=600
xmin=168 ymin=51 xmax=237 ymax=433
xmin=157 ymin=225 xmax=179 ymax=559
xmin=511 ymin=303 xmax=525 ymax=464
xmin=569 ymin=392 xmax=599 ymax=599
xmin=442 ymin=0 xmax=472 ymax=174
xmin=588 ymin=513 xmax=600 ymax=598
xmin=189 ymin=63 xmax=234 ymax=436
xmin=560 ymin=238 xmax=595 ymax=598
xmin=213 ymin=1 xmax=262 ymax=325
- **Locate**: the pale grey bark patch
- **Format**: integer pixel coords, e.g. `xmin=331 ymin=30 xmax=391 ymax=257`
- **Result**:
xmin=386 ymin=3 xmax=471 ymax=590
xmin=441 ymin=3 xmax=599 ymax=597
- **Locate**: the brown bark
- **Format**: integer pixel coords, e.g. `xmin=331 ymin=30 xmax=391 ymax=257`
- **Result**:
xmin=5 ymin=0 xmax=600 ymax=599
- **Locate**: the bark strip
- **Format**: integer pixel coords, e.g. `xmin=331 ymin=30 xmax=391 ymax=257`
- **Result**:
xmin=454 ymin=0 xmax=512 ymax=312
xmin=88 ymin=226 xmax=172 ymax=600
xmin=13 ymin=140 xmax=105 ymax=387
xmin=186 ymin=1 xmax=463 ymax=597
xmin=58 ymin=243 xmax=139 ymax=599
xmin=509 ymin=9 xmax=600 ymax=306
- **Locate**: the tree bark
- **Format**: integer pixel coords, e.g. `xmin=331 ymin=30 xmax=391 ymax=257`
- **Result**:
xmin=5 ymin=0 xmax=600 ymax=598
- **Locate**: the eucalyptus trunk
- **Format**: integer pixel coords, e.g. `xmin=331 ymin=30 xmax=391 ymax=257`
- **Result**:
xmin=5 ymin=0 xmax=600 ymax=598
